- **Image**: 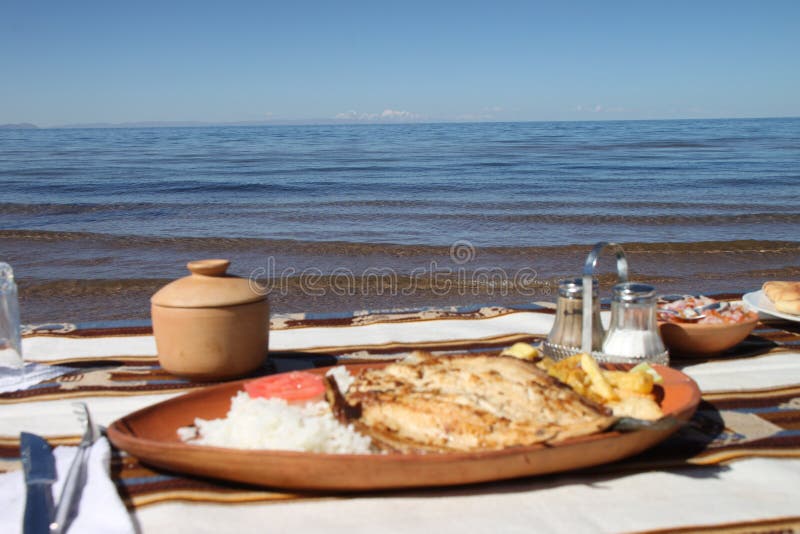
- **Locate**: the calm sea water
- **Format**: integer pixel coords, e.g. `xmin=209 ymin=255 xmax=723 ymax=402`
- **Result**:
xmin=1 ymin=118 xmax=799 ymax=247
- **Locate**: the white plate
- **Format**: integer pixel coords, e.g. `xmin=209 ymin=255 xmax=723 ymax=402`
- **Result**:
xmin=743 ymin=290 xmax=800 ymax=322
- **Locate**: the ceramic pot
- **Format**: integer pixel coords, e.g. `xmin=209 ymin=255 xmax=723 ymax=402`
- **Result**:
xmin=151 ymin=259 xmax=269 ymax=380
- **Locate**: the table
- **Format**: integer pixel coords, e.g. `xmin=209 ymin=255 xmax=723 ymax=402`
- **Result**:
xmin=2 ymin=301 xmax=800 ymax=533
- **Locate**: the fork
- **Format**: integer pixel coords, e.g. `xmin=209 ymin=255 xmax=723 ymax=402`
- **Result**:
xmin=49 ymin=402 xmax=100 ymax=534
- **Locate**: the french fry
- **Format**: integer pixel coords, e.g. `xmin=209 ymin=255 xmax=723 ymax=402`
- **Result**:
xmin=536 ymin=356 xmax=556 ymax=371
xmin=500 ymin=342 xmax=540 ymax=361
xmin=537 ymin=351 xmax=662 ymax=419
xmin=603 ymin=370 xmax=654 ymax=395
xmin=580 ymin=353 xmax=618 ymax=401
xmin=560 ymin=354 xmax=583 ymax=368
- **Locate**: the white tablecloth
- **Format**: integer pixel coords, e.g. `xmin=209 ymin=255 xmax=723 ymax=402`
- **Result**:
xmin=2 ymin=308 xmax=799 ymax=533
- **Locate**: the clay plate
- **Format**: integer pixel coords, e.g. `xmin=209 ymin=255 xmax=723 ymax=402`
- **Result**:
xmin=107 ymin=363 xmax=700 ymax=491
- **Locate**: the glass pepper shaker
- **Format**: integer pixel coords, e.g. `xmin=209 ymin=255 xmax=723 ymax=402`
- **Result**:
xmin=543 ymin=278 xmax=604 ymax=357
xmin=601 ymin=282 xmax=668 ymax=365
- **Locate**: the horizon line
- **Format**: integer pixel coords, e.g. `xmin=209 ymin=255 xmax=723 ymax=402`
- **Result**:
xmin=2 ymin=115 xmax=799 ymax=130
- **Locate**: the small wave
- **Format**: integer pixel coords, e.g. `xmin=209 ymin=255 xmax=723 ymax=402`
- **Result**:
xmin=573 ymin=141 xmax=716 ymax=151
xmin=5 ymin=199 xmax=800 ymax=214
xmin=0 ymin=167 xmax=81 ymax=177
xmin=157 ymin=181 xmax=304 ymax=194
xmin=2 ymin=229 xmax=798 ymax=257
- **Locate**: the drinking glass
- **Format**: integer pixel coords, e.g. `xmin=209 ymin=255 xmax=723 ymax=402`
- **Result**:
xmin=0 ymin=263 xmax=23 ymax=375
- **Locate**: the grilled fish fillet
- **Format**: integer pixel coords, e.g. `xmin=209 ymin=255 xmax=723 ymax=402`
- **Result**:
xmin=326 ymin=354 xmax=616 ymax=453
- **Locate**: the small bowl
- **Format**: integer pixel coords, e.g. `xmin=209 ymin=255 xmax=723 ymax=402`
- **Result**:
xmin=658 ymin=316 xmax=758 ymax=357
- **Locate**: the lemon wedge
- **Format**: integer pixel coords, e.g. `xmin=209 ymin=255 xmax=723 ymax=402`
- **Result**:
xmin=630 ymin=362 xmax=664 ymax=384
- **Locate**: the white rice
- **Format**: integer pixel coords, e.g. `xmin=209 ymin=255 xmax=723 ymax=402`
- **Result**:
xmin=179 ymin=366 xmax=372 ymax=454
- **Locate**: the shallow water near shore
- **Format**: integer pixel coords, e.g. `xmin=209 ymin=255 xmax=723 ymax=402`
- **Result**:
xmin=1 ymin=118 xmax=798 ymax=322
xmin=5 ymin=231 xmax=799 ymax=323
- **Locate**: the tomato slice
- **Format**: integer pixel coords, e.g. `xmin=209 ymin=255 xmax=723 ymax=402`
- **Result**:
xmin=244 ymin=371 xmax=326 ymax=403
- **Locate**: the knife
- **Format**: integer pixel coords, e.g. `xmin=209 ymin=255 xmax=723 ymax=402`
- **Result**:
xmin=20 ymin=432 xmax=56 ymax=534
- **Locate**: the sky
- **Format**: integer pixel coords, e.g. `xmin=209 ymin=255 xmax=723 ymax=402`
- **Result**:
xmin=1 ymin=0 xmax=798 ymax=126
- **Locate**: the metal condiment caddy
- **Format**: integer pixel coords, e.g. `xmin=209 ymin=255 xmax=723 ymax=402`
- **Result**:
xmin=541 ymin=242 xmax=669 ymax=365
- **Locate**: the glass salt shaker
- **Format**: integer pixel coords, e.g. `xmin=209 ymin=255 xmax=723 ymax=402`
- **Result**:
xmin=0 ymin=263 xmax=23 ymax=375
xmin=601 ymin=282 xmax=668 ymax=365
xmin=543 ymin=278 xmax=604 ymax=357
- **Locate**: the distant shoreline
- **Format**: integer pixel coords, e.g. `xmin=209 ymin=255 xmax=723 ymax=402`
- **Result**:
xmin=0 ymin=123 xmax=37 ymax=129
xmin=3 ymin=115 xmax=798 ymax=131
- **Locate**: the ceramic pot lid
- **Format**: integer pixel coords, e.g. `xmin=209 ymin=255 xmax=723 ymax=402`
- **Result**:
xmin=151 ymin=259 xmax=264 ymax=308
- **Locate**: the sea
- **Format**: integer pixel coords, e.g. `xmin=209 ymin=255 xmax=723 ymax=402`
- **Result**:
xmin=1 ymin=118 xmax=799 ymax=322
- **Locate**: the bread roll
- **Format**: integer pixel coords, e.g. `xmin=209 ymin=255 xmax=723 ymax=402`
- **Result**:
xmin=775 ymin=300 xmax=800 ymax=315
xmin=762 ymin=281 xmax=800 ymax=315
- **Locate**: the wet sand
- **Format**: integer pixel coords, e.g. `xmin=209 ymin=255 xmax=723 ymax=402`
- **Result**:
xmin=4 ymin=231 xmax=798 ymax=324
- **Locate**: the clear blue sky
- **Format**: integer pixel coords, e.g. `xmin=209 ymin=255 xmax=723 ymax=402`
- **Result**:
xmin=1 ymin=0 xmax=798 ymax=126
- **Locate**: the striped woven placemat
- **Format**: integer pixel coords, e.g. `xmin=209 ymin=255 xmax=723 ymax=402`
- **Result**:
xmin=2 ymin=303 xmax=799 ymax=511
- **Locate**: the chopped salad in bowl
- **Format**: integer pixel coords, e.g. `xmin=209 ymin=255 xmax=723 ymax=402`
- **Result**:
xmin=658 ymin=295 xmax=757 ymax=324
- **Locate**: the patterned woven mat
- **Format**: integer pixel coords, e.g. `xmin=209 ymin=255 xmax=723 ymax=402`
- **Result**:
xmin=2 ymin=303 xmax=799 ymax=511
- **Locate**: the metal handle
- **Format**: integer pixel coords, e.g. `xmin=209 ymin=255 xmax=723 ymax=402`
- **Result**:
xmin=581 ymin=242 xmax=629 ymax=352
xmin=49 ymin=446 xmax=89 ymax=534
xmin=49 ymin=403 xmax=99 ymax=534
